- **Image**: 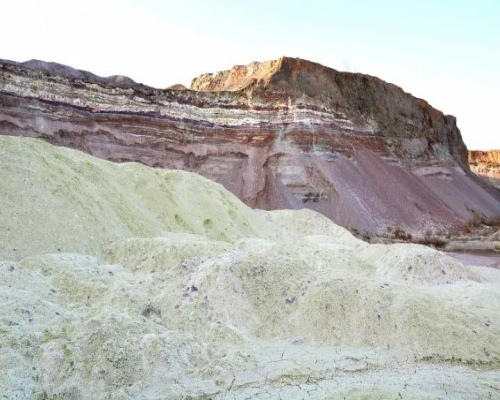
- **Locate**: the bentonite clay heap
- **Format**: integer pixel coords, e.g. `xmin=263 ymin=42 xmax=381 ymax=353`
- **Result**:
xmin=1 ymin=56 xmax=499 ymax=236
xmin=1 ymin=135 xmax=500 ymax=399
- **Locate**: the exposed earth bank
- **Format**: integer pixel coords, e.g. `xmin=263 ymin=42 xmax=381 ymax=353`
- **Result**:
xmin=1 ymin=57 xmax=499 ymax=238
xmin=469 ymin=150 xmax=500 ymax=189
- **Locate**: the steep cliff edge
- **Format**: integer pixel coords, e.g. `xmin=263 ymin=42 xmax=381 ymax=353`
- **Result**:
xmin=192 ymin=57 xmax=468 ymax=169
xmin=469 ymin=150 xmax=500 ymax=189
xmin=1 ymin=56 xmax=499 ymax=236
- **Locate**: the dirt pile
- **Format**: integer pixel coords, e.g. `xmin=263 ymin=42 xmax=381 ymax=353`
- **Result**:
xmin=0 ymin=136 xmax=281 ymax=261
xmin=1 ymin=136 xmax=500 ymax=399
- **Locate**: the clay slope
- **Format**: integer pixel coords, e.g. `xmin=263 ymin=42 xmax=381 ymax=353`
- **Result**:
xmin=1 ymin=57 xmax=499 ymax=236
xmin=2 ymin=136 xmax=500 ymax=399
xmin=469 ymin=150 xmax=500 ymax=189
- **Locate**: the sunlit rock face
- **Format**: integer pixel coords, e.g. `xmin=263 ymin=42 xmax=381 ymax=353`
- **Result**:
xmin=469 ymin=150 xmax=500 ymax=189
xmin=1 ymin=56 xmax=499 ymax=236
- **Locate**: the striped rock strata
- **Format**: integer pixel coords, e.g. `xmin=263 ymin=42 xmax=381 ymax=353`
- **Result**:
xmin=469 ymin=150 xmax=500 ymax=189
xmin=1 ymin=57 xmax=499 ymax=236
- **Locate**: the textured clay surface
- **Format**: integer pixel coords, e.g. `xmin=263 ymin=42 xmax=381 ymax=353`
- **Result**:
xmin=1 ymin=136 xmax=500 ymax=399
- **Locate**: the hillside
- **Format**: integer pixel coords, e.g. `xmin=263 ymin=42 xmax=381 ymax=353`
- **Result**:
xmin=1 ymin=57 xmax=499 ymax=237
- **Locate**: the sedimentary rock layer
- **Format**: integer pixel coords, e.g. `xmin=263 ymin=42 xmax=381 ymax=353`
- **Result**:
xmin=469 ymin=150 xmax=500 ymax=189
xmin=1 ymin=57 xmax=499 ymax=235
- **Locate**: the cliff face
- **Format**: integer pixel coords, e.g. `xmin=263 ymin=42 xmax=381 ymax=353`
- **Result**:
xmin=469 ymin=150 xmax=500 ymax=189
xmin=192 ymin=57 xmax=469 ymax=169
xmin=1 ymin=56 xmax=499 ymax=235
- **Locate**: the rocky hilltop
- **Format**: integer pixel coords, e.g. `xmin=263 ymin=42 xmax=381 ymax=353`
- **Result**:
xmin=1 ymin=56 xmax=499 ymax=236
xmin=469 ymin=150 xmax=500 ymax=189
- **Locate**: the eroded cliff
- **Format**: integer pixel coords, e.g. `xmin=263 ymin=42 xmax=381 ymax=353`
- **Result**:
xmin=1 ymin=56 xmax=499 ymax=236
xmin=469 ymin=150 xmax=500 ymax=189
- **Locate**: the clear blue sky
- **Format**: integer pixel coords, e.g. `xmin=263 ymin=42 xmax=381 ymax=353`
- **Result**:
xmin=2 ymin=0 xmax=499 ymax=149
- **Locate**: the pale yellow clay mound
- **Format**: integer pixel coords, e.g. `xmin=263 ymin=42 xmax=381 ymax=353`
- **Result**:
xmin=1 ymin=136 xmax=499 ymax=399
xmin=0 ymin=136 xmax=281 ymax=261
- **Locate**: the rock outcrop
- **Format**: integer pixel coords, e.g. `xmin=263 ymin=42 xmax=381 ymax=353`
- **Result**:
xmin=469 ymin=150 xmax=500 ymax=189
xmin=1 ymin=57 xmax=499 ymax=236
xmin=2 ymin=136 xmax=500 ymax=399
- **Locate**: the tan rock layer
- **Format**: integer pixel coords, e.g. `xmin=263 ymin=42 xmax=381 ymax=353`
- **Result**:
xmin=469 ymin=150 xmax=500 ymax=189
xmin=1 ymin=57 xmax=499 ymax=235
xmin=469 ymin=150 xmax=500 ymax=165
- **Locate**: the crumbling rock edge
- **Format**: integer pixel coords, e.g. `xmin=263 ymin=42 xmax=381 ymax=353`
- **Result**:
xmin=469 ymin=150 xmax=500 ymax=189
